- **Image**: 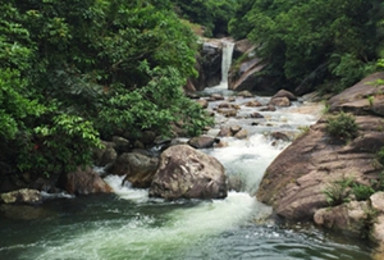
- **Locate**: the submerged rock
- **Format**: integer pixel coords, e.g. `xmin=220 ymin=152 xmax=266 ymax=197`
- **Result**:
xmin=0 ymin=188 xmax=42 ymax=204
xmin=63 ymin=167 xmax=113 ymax=195
xmin=0 ymin=204 xmax=54 ymax=220
xmin=149 ymin=145 xmax=228 ymax=200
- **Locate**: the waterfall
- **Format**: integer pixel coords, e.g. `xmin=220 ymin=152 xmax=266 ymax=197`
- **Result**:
xmin=219 ymin=40 xmax=235 ymax=88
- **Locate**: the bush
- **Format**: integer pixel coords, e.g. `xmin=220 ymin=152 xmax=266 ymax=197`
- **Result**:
xmin=323 ymin=178 xmax=352 ymax=206
xmin=352 ymin=183 xmax=375 ymax=201
xmin=326 ymin=112 xmax=358 ymax=142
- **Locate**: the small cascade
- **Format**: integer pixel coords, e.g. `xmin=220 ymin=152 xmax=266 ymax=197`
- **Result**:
xmin=219 ymin=40 xmax=235 ymax=88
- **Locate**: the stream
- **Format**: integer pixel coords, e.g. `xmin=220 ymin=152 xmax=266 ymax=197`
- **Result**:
xmin=0 ymin=88 xmax=373 ymax=260
xmin=0 ymin=40 xmax=374 ymax=259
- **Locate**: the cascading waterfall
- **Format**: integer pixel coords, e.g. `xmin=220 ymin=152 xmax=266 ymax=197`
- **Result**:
xmin=219 ymin=40 xmax=235 ymax=88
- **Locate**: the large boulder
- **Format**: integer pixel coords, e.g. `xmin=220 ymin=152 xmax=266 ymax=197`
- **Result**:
xmin=149 ymin=145 xmax=228 ymax=199
xmin=110 ymin=152 xmax=159 ymax=188
xmin=63 ymin=167 xmax=113 ymax=195
xmin=0 ymin=188 xmax=42 ymax=204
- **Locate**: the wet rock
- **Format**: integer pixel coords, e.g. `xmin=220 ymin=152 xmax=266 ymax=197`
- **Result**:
xmin=188 ymin=135 xmax=219 ymax=149
xmin=112 ymin=136 xmax=131 ymax=153
xmin=236 ymin=90 xmax=253 ymax=98
xmin=217 ymin=108 xmax=237 ymax=117
xmin=234 ymin=129 xmax=248 ymax=139
xmin=260 ymin=105 xmax=276 ymax=111
xmin=110 ymin=152 xmax=159 ymax=188
xmin=227 ymin=96 xmax=236 ymax=102
xmin=271 ymin=132 xmax=290 ymax=142
xmin=214 ymin=140 xmax=228 ymax=148
xmin=210 ymin=94 xmax=225 ymax=101
xmin=269 ymin=97 xmax=291 ymax=107
xmin=218 ymin=127 xmax=232 ymax=137
xmin=230 ymin=125 xmax=242 ymax=135
xmin=313 ymin=201 xmax=369 ymax=235
xmin=218 ymin=102 xmax=240 ymax=110
xmin=228 ymin=176 xmax=245 ymax=192
xmin=63 ymin=167 xmax=113 ymax=195
xmin=149 ymin=145 xmax=228 ymax=200
xmin=0 ymin=189 xmax=42 ymax=204
xmin=244 ymin=100 xmax=262 ymax=107
xmin=196 ymin=99 xmax=209 ymax=109
xmin=273 ymin=89 xmax=297 ymax=101
xmin=249 ymin=112 xmax=264 ymax=119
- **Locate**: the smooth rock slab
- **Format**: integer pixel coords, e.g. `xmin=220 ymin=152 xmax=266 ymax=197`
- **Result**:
xmin=149 ymin=145 xmax=228 ymax=200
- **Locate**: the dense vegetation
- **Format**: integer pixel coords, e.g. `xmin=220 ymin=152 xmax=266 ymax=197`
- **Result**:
xmin=172 ymin=0 xmax=237 ymax=37
xmin=0 ymin=0 xmax=212 ymax=183
xmin=229 ymin=0 xmax=384 ymax=93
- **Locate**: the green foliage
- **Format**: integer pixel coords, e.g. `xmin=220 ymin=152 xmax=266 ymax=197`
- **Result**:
xmin=323 ymin=178 xmax=353 ymax=206
xmin=229 ymin=0 xmax=382 ymax=93
xmin=326 ymin=112 xmax=358 ymax=142
xmin=172 ymin=0 xmax=237 ymax=37
xmin=18 ymin=114 xmax=102 ymax=177
xmin=0 ymin=0 xmax=211 ymax=180
xmin=352 ymin=183 xmax=375 ymax=201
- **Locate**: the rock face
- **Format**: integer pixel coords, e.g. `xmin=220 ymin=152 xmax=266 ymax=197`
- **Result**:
xmin=149 ymin=145 xmax=228 ymax=200
xmin=110 ymin=152 xmax=159 ymax=188
xmin=189 ymin=39 xmax=223 ymax=91
xmin=257 ymin=73 xmax=384 ymax=221
xmin=0 ymin=189 xmax=42 ymax=204
xmin=63 ymin=167 xmax=113 ymax=195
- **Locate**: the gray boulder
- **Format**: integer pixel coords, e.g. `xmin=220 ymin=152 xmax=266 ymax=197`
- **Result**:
xmin=149 ymin=145 xmax=228 ymax=199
